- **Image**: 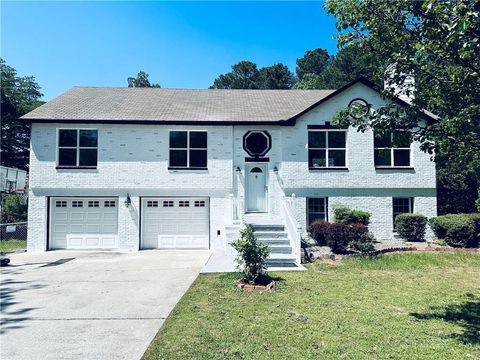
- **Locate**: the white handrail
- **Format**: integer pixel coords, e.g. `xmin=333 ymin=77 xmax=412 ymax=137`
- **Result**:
xmin=275 ymin=175 xmax=302 ymax=265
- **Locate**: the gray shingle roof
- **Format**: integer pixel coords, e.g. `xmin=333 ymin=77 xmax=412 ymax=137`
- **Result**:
xmin=21 ymin=87 xmax=335 ymax=123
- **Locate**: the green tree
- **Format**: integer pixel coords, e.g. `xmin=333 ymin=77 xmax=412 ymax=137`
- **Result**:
xmin=1 ymin=193 xmax=28 ymax=223
xmin=295 ymin=48 xmax=332 ymax=80
xmin=127 ymin=71 xmax=161 ymax=88
xmin=211 ymin=61 xmax=260 ymax=89
xmin=258 ymin=63 xmax=295 ymax=89
xmin=1 ymin=58 xmax=43 ymax=171
xmin=295 ymin=44 xmax=376 ymax=89
xmin=325 ymin=0 xmax=480 ymax=172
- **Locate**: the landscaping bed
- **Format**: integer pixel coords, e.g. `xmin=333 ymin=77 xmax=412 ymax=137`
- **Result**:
xmin=143 ymin=252 xmax=480 ymax=360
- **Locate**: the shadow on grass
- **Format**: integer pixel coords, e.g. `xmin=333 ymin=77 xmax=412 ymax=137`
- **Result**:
xmin=410 ymin=293 xmax=480 ymax=344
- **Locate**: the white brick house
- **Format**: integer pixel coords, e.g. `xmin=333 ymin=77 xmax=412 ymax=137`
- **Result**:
xmin=22 ymin=78 xmax=437 ymax=266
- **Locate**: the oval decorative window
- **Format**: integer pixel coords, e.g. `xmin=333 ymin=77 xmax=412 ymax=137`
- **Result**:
xmin=243 ymin=131 xmax=272 ymax=157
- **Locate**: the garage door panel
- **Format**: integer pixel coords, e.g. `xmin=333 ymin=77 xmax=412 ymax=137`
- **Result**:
xmin=50 ymin=197 xmax=119 ymax=250
xmin=142 ymin=197 xmax=209 ymax=249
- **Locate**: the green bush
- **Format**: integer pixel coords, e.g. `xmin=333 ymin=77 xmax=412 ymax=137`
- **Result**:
xmin=326 ymin=223 xmax=369 ymax=254
xmin=466 ymin=213 xmax=480 ymax=246
xmin=230 ymin=225 xmax=270 ymax=284
xmin=308 ymin=221 xmax=331 ymax=246
xmin=429 ymin=214 xmax=477 ymax=248
xmin=349 ymin=232 xmax=376 ymax=253
xmin=333 ymin=205 xmax=370 ymax=225
xmin=395 ymin=214 xmax=427 ymax=242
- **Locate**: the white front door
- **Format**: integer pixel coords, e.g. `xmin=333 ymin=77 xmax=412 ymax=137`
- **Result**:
xmin=246 ymin=164 xmax=267 ymax=212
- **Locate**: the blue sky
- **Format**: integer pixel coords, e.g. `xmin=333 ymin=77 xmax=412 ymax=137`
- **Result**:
xmin=2 ymin=1 xmax=338 ymax=100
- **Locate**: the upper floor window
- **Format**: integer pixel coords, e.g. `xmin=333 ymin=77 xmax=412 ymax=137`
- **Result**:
xmin=169 ymin=131 xmax=207 ymax=169
xmin=308 ymin=130 xmax=347 ymax=169
xmin=374 ymin=131 xmax=411 ymax=167
xmin=58 ymin=129 xmax=98 ymax=168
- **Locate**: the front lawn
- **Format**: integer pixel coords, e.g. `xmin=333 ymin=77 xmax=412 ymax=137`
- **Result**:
xmin=0 ymin=239 xmax=27 ymax=253
xmin=143 ymin=253 xmax=480 ymax=360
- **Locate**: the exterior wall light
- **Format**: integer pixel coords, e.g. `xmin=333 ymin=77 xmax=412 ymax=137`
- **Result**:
xmin=235 ymin=166 xmax=241 ymax=174
xmin=273 ymin=166 xmax=278 ymax=174
xmin=124 ymin=193 xmax=131 ymax=208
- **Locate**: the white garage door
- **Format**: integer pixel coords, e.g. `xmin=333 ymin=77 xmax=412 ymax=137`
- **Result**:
xmin=141 ymin=197 xmax=209 ymax=249
xmin=49 ymin=197 xmax=119 ymax=250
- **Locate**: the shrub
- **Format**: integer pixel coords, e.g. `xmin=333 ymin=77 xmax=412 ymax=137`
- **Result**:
xmin=429 ymin=214 xmax=476 ymax=248
xmin=466 ymin=213 xmax=480 ymax=247
xmin=395 ymin=214 xmax=427 ymax=242
xmin=333 ymin=205 xmax=370 ymax=225
xmin=230 ymin=225 xmax=270 ymax=284
xmin=326 ymin=223 xmax=368 ymax=254
xmin=349 ymin=232 xmax=376 ymax=254
xmin=308 ymin=220 xmax=331 ymax=246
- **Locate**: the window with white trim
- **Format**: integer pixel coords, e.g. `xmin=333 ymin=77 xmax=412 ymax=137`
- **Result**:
xmin=72 ymin=201 xmax=83 ymax=208
xmin=374 ymin=131 xmax=411 ymax=167
xmin=308 ymin=130 xmax=347 ymax=168
xmin=169 ymin=131 xmax=207 ymax=168
xmin=55 ymin=200 xmax=67 ymax=207
xmin=179 ymin=200 xmax=190 ymax=207
xmin=88 ymin=200 xmax=99 ymax=208
xmin=307 ymin=198 xmax=328 ymax=226
xmin=104 ymin=201 xmax=116 ymax=207
xmin=393 ymin=197 xmax=413 ymax=229
xmin=194 ymin=200 xmax=206 ymax=207
xmin=58 ymin=129 xmax=98 ymax=168
xmin=163 ymin=201 xmax=174 ymax=207
xmin=147 ymin=200 xmax=158 ymax=207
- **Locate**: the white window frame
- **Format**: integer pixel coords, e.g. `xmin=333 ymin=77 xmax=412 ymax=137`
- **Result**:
xmin=392 ymin=197 xmax=414 ymax=229
xmin=308 ymin=129 xmax=347 ymax=169
xmin=169 ymin=130 xmax=208 ymax=169
xmin=374 ymin=132 xmax=412 ymax=168
xmin=57 ymin=128 xmax=98 ymax=168
xmin=307 ymin=197 xmax=328 ymax=227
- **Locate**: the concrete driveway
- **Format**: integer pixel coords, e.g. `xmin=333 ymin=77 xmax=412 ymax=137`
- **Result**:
xmin=0 ymin=250 xmax=210 ymax=360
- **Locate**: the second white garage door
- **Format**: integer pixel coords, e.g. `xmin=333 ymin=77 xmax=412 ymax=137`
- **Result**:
xmin=141 ymin=197 xmax=209 ymax=249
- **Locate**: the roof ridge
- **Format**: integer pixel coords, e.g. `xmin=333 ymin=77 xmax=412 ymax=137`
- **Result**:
xmin=70 ymin=86 xmax=335 ymax=92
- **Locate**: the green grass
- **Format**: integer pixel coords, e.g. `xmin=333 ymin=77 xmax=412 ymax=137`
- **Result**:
xmin=0 ymin=239 xmax=27 ymax=252
xmin=143 ymin=253 xmax=480 ymax=360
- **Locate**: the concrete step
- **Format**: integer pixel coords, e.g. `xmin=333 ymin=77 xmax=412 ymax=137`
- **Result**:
xmin=268 ymin=245 xmax=292 ymax=254
xmin=259 ymin=238 xmax=290 ymax=245
xmin=249 ymin=224 xmax=285 ymax=232
xmin=266 ymin=255 xmax=298 ymax=268
xmin=253 ymin=231 xmax=288 ymax=239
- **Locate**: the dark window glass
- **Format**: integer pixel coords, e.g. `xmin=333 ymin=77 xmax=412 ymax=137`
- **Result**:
xmin=328 ymin=132 xmax=346 ymax=148
xmin=59 ymin=129 xmax=77 ymax=147
xmin=374 ymin=149 xmax=391 ymax=166
xmin=308 ymin=132 xmax=326 ymax=148
xmin=79 ymin=130 xmax=98 ymax=147
xmin=79 ymin=149 xmax=98 ymax=167
xmin=189 ymin=150 xmax=207 ymax=167
xmin=189 ymin=132 xmax=207 ymax=148
xmin=394 ymin=149 xmax=410 ymax=166
xmin=392 ymin=132 xmax=410 ymax=148
xmin=393 ymin=198 xmax=413 ymax=228
xmin=328 ymin=150 xmax=346 ymax=167
xmin=307 ymin=198 xmax=327 ymax=226
xmin=309 ymin=150 xmax=326 ymax=168
xmin=170 ymin=150 xmax=188 ymax=167
xmin=245 ymin=132 xmax=269 ymax=154
xmin=58 ymin=148 xmax=77 ymax=166
xmin=374 ymin=131 xmax=391 ymax=148
xmin=170 ymin=131 xmax=187 ymax=148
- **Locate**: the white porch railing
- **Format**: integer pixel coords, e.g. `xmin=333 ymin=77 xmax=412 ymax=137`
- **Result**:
xmin=230 ymin=192 xmax=244 ymax=226
xmin=275 ymin=175 xmax=302 ymax=265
